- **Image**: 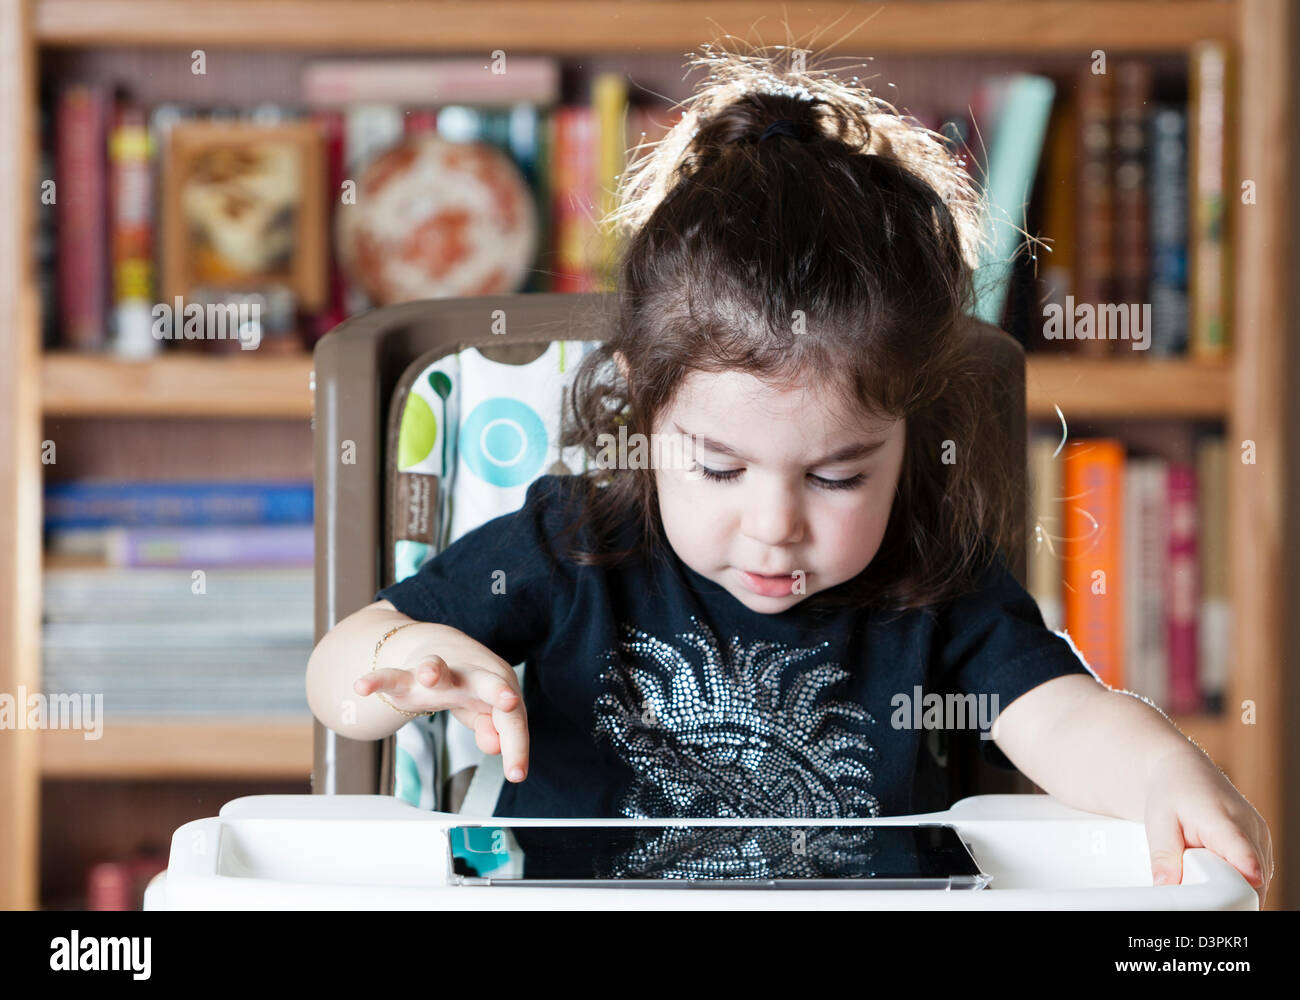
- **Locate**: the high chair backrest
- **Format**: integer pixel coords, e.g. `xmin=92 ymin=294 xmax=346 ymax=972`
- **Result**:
xmin=311 ymin=292 xmax=1033 ymax=811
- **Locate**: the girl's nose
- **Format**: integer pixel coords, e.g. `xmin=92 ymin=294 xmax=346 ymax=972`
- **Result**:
xmin=740 ymin=483 xmax=806 ymax=547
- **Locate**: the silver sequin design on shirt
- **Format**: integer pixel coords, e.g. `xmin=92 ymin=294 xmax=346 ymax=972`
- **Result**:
xmin=592 ymin=614 xmax=880 ymax=819
xmin=591 ymin=615 xmax=881 ymax=878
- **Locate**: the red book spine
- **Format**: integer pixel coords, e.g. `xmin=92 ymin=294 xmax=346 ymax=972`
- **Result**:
xmin=1166 ymin=463 xmax=1203 ymax=713
xmin=550 ymin=106 xmax=596 ymax=293
xmin=311 ymin=108 xmax=347 ymax=344
xmin=86 ymin=861 xmax=133 ymax=910
xmin=56 ymin=85 xmax=109 ymax=350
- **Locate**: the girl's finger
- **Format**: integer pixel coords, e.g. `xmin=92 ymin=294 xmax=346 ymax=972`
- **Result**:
xmin=410 ymin=655 xmax=444 ymax=687
xmin=1145 ymin=807 xmax=1186 ymax=887
xmin=449 ymin=705 xmax=485 ymax=733
xmin=463 ymin=664 xmax=522 ymax=712
xmin=402 ymin=651 xmax=446 ymax=686
xmin=355 ymin=667 xmax=414 ymax=696
xmin=473 ymin=713 xmax=502 ymax=755
xmin=493 ymin=701 xmax=530 ymax=783
xmin=1205 ymin=819 xmax=1266 ymax=887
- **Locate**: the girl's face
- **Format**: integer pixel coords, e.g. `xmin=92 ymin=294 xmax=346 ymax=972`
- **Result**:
xmin=650 ymin=367 xmax=906 ymax=615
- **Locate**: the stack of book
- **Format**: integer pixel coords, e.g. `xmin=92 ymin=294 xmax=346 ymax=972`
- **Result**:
xmin=1026 ymin=429 xmax=1228 ymax=715
xmin=1033 ymin=44 xmax=1228 ymax=358
xmin=907 ymin=44 xmax=1229 ymax=357
xmin=42 ymin=479 xmax=315 ymax=716
xmin=40 ymin=57 xmax=681 ymax=356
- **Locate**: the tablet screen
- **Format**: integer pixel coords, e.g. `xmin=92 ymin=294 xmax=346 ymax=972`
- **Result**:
xmin=447 ymin=823 xmax=989 ymax=888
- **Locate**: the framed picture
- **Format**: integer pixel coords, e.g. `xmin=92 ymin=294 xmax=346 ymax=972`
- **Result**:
xmin=162 ymin=121 xmax=326 ymax=311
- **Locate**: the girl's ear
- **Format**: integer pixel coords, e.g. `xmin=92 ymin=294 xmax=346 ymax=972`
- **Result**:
xmin=613 ymin=350 xmax=630 ymax=382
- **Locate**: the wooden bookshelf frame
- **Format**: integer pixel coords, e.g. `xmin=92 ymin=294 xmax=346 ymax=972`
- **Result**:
xmin=33 ymin=1 xmax=1236 ymax=52
xmin=38 ymin=353 xmax=1234 ymax=420
xmin=2 ymin=0 xmax=1296 ymax=911
xmin=38 ymin=719 xmax=313 ymax=778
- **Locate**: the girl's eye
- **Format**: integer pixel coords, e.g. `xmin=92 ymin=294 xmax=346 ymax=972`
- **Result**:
xmin=694 ymin=465 xmax=743 ymax=484
xmin=811 ymin=473 xmax=867 ymax=491
xmin=692 ymin=465 xmax=867 ymax=491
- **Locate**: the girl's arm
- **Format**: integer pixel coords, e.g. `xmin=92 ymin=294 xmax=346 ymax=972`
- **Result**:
xmin=306 ymin=599 xmax=530 ymax=774
xmin=991 ymin=675 xmax=1272 ymax=900
xmin=990 ymin=674 xmax=1199 ymax=819
xmin=305 ymin=600 xmax=460 ymax=740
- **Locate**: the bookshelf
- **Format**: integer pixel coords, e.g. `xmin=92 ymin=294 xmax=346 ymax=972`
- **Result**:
xmin=1 ymin=0 xmax=1296 ymax=911
xmin=38 ymin=353 xmax=1231 ymax=420
xmin=38 ymin=719 xmax=312 ymax=778
xmin=31 ymin=0 xmax=1237 ymax=52
xmin=41 ymin=351 xmax=316 ymax=417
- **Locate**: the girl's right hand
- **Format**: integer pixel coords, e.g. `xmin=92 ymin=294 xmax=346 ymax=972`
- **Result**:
xmin=353 ymin=630 xmax=529 ymax=783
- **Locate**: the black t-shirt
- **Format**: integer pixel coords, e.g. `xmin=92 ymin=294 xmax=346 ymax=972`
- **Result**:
xmin=375 ymin=474 xmax=1097 ymax=819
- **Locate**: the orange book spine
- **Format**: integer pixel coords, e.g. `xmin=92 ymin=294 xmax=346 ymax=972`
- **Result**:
xmin=1063 ymin=438 xmax=1126 ymax=687
xmin=550 ymin=106 xmax=597 ymax=293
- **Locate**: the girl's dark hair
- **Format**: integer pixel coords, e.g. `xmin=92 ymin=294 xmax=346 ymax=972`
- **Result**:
xmin=553 ymin=42 xmax=1020 ymax=614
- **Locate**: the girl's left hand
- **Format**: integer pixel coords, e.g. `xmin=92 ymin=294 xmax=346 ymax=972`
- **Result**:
xmin=1143 ymin=748 xmax=1274 ymax=907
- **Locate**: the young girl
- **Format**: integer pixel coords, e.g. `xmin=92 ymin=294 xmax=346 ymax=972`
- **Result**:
xmin=306 ymin=45 xmax=1272 ymax=902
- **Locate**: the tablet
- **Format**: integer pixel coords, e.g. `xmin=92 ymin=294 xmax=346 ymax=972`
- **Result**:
xmin=447 ymin=822 xmax=991 ymax=889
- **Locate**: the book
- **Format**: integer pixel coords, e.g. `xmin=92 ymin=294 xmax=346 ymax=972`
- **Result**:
xmin=309 ymin=107 xmax=348 ymax=344
xmin=1188 ymin=40 xmax=1231 ymax=359
xmin=1149 ymin=105 xmax=1190 ymax=355
xmin=1063 ymin=438 xmax=1125 ymax=687
xmin=1027 ymin=435 xmax=1064 ymax=632
xmin=55 ymin=83 xmax=110 ymax=350
xmin=1032 ymin=76 xmax=1078 ymax=355
xmin=1166 ymin=462 xmax=1202 ymax=713
xmin=971 ymin=73 xmax=1056 ymax=327
xmin=104 ymin=523 xmax=314 ymax=568
xmin=1113 ymin=61 xmax=1152 ymax=323
xmin=1072 ymin=63 xmax=1117 ymax=357
xmin=87 ymin=855 xmax=168 ymax=911
xmin=107 ymin=93 xmax=158 ymax=359
xmin=1123 ymin=456 xmax=1168 ymax=708
xmin=43 ymin=480 xmax=314 ymax=531
xmin=550 ymin=105 xmax=597 ymax=292
xmin=302 ymin=57 xmax=560 ymax=108
xmin=592 ymin=72 xmax=628 ymax=292
xmin=36 ymin=87 xmax=59 ymax=350
xmin=42 ymin=565 xmax=314 ymax=624
xmin=1197 ymin=435 xmax=1228 ymax=711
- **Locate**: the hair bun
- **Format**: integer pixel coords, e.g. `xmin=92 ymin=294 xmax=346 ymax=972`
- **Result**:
xmin=755 ymin=118 xmax=805 ymax=143
xmin=604 ymin=40 xmax=991 ymax=272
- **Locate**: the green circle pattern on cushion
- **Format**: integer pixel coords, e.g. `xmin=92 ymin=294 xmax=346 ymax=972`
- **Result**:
xmin=397 ymin=393 xmax=438 ymax=471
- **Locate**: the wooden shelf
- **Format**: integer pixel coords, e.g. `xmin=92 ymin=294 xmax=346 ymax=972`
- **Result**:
xmin=38 ymin=718 xmax=313 ymax=778
xmin=34 ymin=0 xmax=1236 ymax=52
xmin=41 ymin=350 xmax=314 ymax=419
xmin=40 ymin=349 xmax=1228 ymax=420
xmin=1026 ymin=356 xmax=1230 ymax=420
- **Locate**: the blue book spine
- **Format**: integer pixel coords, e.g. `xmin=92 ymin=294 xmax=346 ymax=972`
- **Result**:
xmin=972 ymin=74 xmax=1057 ymax=326
xmin=1149 ymin=105 xmax=1189 ymax=356
xmin=43 ymin=481 xmax=314 ymax=530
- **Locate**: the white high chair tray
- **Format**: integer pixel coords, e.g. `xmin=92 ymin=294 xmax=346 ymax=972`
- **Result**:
xmin=144 ymin=793 xmax=1257 ymax=910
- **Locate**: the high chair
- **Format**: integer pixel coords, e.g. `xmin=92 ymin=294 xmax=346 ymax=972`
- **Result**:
xmin=142 ymin=292 xmax=1258 ymax=909
xmin=310 ymin=291 xmax=1036 ymax=812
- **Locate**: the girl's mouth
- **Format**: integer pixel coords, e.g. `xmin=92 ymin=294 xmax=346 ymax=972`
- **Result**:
xmin=736 ymin=569 xmax=797 ymax=597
